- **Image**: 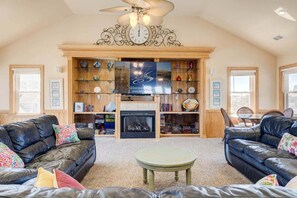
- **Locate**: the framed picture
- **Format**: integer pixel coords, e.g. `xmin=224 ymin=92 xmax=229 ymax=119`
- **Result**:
xmin=210 ymin=80 xmax=222 ymax=109
xmin=49 ymin=79 xmax=63 ymax=109
xmin=74 ymin=102 xmax=84 ymax=112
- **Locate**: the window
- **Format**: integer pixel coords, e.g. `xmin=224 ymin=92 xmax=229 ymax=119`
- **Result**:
xmin=228 ymin=68 xmax=258 ymax=113
xmin=10 ymin=65 xmax=44 ymax=114
xmin=282 ymin=68 xmax=297 ymax=113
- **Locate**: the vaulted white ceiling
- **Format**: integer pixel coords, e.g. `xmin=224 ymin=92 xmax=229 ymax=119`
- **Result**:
xmin=0 ymin=0 xmax=72 ymax=48
xmin=1 ymin=0 xmax=297 ymax=56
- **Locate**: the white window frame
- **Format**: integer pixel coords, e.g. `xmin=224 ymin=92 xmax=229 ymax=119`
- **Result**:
xmin=9 ymin=65 xmax=44 ymax=115
xmin=227 ymin=67 xmax=259 ymax=114
xmin=282 ymin=68 xmax=297 ymax=114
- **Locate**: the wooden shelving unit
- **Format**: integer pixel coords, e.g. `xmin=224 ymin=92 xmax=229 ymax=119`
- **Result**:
xmin=60 ymin=45 xmax=214 ymax=139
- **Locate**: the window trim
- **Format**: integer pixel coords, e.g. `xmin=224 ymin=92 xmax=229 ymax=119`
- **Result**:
xmin=227 ymin=67 xmax=259 ymax=113
xmin=9 ymin=65 xmax=44 ymax=115
xmin=279 ymin=63 xmax=297 ymax=111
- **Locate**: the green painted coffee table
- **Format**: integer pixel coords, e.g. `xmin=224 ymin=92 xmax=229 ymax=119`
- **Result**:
xmin=135 ymin=146 xmax=197 ymax=191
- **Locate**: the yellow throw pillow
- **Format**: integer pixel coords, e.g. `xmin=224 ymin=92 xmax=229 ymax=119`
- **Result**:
xmin=34 ymin=167 xmax=54 ymax=188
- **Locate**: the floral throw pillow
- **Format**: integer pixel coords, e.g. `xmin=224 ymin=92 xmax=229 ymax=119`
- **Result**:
xmin=52 ymin=124 xmax=80 ymax=146
xmin=278 ymin=133 xmax=297 ymax=156
xmin=256 ymin=174 xmax=279 ymax=186
xmin=0 ymin=142 xmax=24 ymax=168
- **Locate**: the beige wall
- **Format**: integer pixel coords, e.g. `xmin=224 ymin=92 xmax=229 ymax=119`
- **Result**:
xmin=0 ymin=15 xmax=276 ymax=111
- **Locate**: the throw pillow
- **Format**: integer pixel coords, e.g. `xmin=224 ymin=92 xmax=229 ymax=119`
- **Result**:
xmin=52 ymin=124 xmax=80 ymax=146
xmin=278 ymin=132 xmax=297 ymax=156
xmin=286 ymin=176 xmax=297 ymax=189
xmin=0 ymin=142 xmax=24 ymax=168
xmin=256 ymin=174 xmax=279 ymax=186
xmin=53 ymin=169 xmax=85 ymax=190
xmin=34 ymin=167 xmax=54 ymax=188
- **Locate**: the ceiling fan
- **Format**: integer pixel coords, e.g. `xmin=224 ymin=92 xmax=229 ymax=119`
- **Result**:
xmin=100 ymin=0 xmax=174 ymax=27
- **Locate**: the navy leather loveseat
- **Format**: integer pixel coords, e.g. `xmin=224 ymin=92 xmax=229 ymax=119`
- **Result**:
xmin=225 ymin=116 xmax=297 ymax=186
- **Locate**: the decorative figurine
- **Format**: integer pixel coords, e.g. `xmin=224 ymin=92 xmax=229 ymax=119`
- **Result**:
xmin=187 ymin=74 xmax=193 ymax=81
xmin=176 ymin=75 xmax=182 ymax=81
xmin=107 ymin=61 xmax=114 ymax=71
xmin=188 ymin=61 xmax=194 ymax=69
xmin=93 ymin=75 xmax=99 ymax=81
xmin=93 ymin=61 xmax=101 ymax=68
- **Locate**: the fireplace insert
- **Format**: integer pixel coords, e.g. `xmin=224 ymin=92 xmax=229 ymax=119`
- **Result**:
xmin=120 ymin=111 xmax=155 ymax=138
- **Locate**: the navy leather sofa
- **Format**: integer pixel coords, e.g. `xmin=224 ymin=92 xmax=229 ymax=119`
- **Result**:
xmin=0 ymin=115 xmax=96 ymax=184
xmin=225 ymin=116 xmax=297 ymax=186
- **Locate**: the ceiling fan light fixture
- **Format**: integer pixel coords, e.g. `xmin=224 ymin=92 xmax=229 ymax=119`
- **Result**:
xmin=130 ymin=18 xmax=138 ymax=28
xmin=129 ymin=12 xmax=138 ymax=20
xmin=143 ymin=14 xmax=151 ymax=26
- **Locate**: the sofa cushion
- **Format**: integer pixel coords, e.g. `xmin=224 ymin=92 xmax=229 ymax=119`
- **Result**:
xmin=27 ymin=141 xmax=91 ymax=167
xmin=244 ymin=145 xmax=295 ymax=164
xmin=52 ymin=124 xmax=80 ymax=146
xmin=5 ymin=121 xmax=40 ymax=151
xmin=0 ymin=126 xmax=13 ymax=150
xmin=278 ymin=133 xmax=297 ymax=156
xmin=26 ymin=159 xmax=77 ymax=175
xmin=17 ymin=141 xmax=48 ymax=164
xmin=29 ymin=115 xmax=58 ymax=139
xmin=260 ymin=116 xmax=294 ymax=147
xmin=34 ymin=167 xmax=54 ymax=188
xmin=0 ymin=142 xmax=24 ymax=168
xmin=228 ymin=139 xmax=264 ymax=152
xmin=265 ymin=158 xmax=297 ymax=181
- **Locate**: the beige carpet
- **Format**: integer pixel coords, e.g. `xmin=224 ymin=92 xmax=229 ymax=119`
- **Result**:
xmin=81 ymin=137 xmax=251 ymax=190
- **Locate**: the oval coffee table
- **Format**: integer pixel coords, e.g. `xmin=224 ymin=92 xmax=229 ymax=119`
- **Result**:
xmin=135 ymin=146 xmax=197 ymax=191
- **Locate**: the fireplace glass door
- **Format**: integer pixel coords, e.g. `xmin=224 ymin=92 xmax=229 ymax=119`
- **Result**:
xmin=120 ymin=111 xmax=155 ymax=138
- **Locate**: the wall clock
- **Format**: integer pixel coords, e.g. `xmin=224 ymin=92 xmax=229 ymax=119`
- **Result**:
xmin=129 ymin=24 xmax=150 ymax=45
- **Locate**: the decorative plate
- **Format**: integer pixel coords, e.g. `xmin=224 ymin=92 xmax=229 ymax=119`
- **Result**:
xmin=79 ymin=60 xmax=88 ymax=68
xmin=94 ymin=86 xmax=101 ymax=93
xmin=182 ymin=99 xmax=199 ymax=111
xmin=188 ymin=87 xmax=195 ymax=93
xmin=93 ymin=61 xmax=101 ymax=68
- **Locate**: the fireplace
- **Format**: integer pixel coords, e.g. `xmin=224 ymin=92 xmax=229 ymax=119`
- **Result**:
xmin=120 ymin=111 xmax=155 ymax=138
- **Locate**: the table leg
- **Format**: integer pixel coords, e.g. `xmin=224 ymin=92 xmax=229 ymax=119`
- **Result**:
xmin=143 ymin=168 xmax=147 ymax=184
xmin=175 ymin=171 xmax=179 ymax=181
xmin=186 ymin=168 xmax=191 ymax=185
xmin=148 ymin=170 xmax=154 ymax=191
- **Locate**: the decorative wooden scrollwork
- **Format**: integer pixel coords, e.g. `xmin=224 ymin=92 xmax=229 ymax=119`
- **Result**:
xmin=95 ymin=24 xmax=182 ymax=47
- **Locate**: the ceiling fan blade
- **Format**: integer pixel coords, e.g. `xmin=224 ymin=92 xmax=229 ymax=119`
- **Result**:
xmin=145 ymin=0 xmax=174 ymax=16
xmin=122 ymin=0 xmax=150 ymax=8
xmin=100 ymin=6 xmax=130 ymax=12
xmin=148 ymin=15 xmax=163 ymax=25
xmin=117 ymin=13 xmax=131 ymax=25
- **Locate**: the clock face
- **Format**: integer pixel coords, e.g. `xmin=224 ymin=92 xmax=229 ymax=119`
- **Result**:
xmin=129 ymin=24 xmax=150 ymax=45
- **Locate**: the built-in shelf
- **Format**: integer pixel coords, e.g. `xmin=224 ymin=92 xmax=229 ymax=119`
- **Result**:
xmin=171 ymin=80 xmax=199 ymax=82
xmin=95 ymin=134 xmax=115 ymax=137
xmin=160 ymin=133 xmax=200 ymax=137
xmin=172 ymin=68 xmax=199 ymax=71
xmin=160 ymin=111 xmax=199 ymax=114
xmin=74 ymin=67 xmax=114 ymax=70
xmin=75 ymin=79 xmax=114 ymax=82
xmin=73 ymin=112 xmax=115 ymax=115
xmin=75 ymin=92 xmax=114 ymax=95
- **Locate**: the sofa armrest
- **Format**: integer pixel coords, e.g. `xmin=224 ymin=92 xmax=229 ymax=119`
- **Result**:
xmin=77 ymin=128 xmax=95 ymax=140
xmin=0 ymin=168 xmax=37 ymax=184
xmin=225 ymin=125 xmax=261 ymax=143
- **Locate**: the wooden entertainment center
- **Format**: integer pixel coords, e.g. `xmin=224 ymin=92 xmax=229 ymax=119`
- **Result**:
xmin=60 ymin=45 xmax=214 ymax=139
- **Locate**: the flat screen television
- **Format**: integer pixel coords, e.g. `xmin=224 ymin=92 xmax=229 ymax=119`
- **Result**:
xmin=115 ymin=61 xmax=171 ymax=95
